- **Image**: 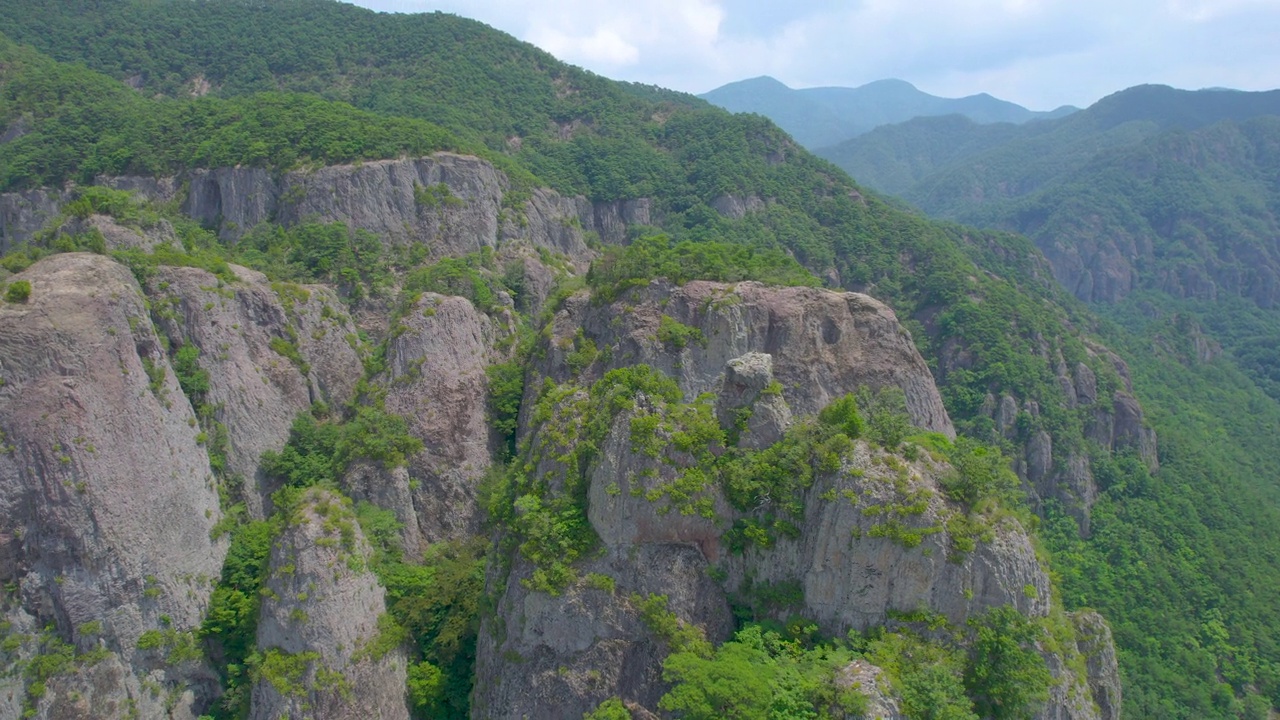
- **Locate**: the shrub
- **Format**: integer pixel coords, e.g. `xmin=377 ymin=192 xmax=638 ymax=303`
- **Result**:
xmin=4 ymin=280 xmax=31 ymax=303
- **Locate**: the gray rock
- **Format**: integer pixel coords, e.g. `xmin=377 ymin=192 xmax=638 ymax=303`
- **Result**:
xmin=710 ymin=194 xmax=765 ymax=220
xmin=0 ymin=188 xmax=64 ymax=254
xmin=0 ymin=253 xmax=226 ymax=716
xmin=544 ymin=280 xmax=954 ymax=437
xmin=373 ymin=293 xmax=497 ymax=549
xmin=149 ymin=265 xmax=362 ymax=518
xmin=251 ymin=487 xmax=409 ymax=720
xmin=184 ymin=167 xmax=278 ymax=242
xmin=1074 ymin=610 xmax=1122 ymax=720
xmin=836 ymin=660 xmax=902 ymax=720
xmin=473 ymin=545 xmax=732 ymax=720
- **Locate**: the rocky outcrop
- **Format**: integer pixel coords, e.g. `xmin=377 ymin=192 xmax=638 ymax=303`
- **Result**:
xmin=148 ymin=265 xmax=363 ymax=518
xmin=1074 ymin=610 xmax=1122 ymax=720
xmin=710 ymin=194 xmax=766 ymax=220
xmin=250 ymin=488 xmax=409 ymax=720
xmin=977 ymin=339 xmax=1157 ymax=534
xmin=0 ymin=253 xmax=226 ymax=717
xmin=543 ymin=280 xmax=954 ymax=435
xmin=837 ymin=661 xmax=902 ymax=720
xmin=0 ymin=188 xmax=64 ymax=254
xmin=353 ymin=293 xmax=499 ymax=550
xmin=473 ymin=545 xmax=733 ymax=720
xmin=2 ymin=154 xmax=646 ymax=276
xmin=176 ymin=154 xmax=631 ymax=266
xmin=475 ymin=280 xmax=1115 ymax=719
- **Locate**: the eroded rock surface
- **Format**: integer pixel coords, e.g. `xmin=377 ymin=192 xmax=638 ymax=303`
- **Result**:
xmin=149 ymin=265 xmax=363 ymax=518
xmin=0 ymin=253 xmax=226 ymax=716
xmin=358 ymin=293 xmax=498 ymax=550
xmin=543 ymin=280 xmax=954 ymax=436
xmin=251 ymin=488 xmax=409 ymax=720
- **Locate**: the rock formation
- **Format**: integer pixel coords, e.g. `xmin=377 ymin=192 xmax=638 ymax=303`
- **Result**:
xmin=0 ymin=254 xmax=226 ymax=718
xmin=250 ymin=487 xmax=409 ymax=720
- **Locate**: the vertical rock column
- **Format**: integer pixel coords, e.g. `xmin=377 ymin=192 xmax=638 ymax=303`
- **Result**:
xmin=250 ymin=488 xmax=408 ymax=720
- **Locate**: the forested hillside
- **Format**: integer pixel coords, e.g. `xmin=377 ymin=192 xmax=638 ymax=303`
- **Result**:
xmin=1 ymin=2 xmax=1279 ymax=719
xmin=807 ymin=80 xmax=1280 ymax=720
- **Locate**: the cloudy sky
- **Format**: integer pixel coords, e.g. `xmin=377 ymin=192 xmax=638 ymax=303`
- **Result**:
xmin=348 ymin=0 xmax=1280 ymax=110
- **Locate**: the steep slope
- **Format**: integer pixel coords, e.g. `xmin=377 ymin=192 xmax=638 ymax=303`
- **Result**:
xmin=477 ymin=279 xmax=1114 ymax=720
xmin=0 ymin=254 xmax=226 ymax=718
xmin=701 ymin=75 xmax=1074 ymax=149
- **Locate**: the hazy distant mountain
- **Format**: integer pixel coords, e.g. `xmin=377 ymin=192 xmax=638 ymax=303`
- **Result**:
xmin=699 ymin=75 xmax=1076 ymax=148
xmin=821 ymin=84 xmax=1280 ymax=217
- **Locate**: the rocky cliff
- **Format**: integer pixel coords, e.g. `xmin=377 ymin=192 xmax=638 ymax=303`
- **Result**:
xmin=542 ymin=280 xmax=955 ymax=436
xmin=474 ymin=280 xmax=1117 ymax=720
xmin=147 ymin=264 xmax=364 ymax=519
xmin=250 ymin=488 xmax=408 ymax=720
xmin=348 ymin=293 xmax=503 ymax=552
xmin=0 ymin=157 xmax=1130 ymax=720
xmin=0 ymin=254 xmax=226 ymax=718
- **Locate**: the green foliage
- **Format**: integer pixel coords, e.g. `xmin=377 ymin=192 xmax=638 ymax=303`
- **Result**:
xmin=407 ymin=661 xmax=447 ymax=716
xmin=583 ymin=698 xmax=631 ymax=720
xmin=260 ymin=406 xmax=423 ymax=490
xmin=487 ymin=366 xmax=681 ymax=592
xmin=858 ymin=386 xmax=912 ymax=449
xmin=658 ymin=624 xmax=863 ymax=720
xmin=486 ymin=362 xmax=524 ymax=460
xmin=1039 ymin=303 xmax=1280 ymax=719
xmin=171 ymin=344 xmax=210 ymax=401
xmin=237 ymin=222 xmax=389 ymax=299
xmin=656 ymin=315 xmax=707 ymax=351
xmin=371 ymin=538 xmax=488 ymax=720
xmin=864 ymin=630 xmax=978 ymax=720
xmin=4 ymin=279 xmax=31 ymax=303
xmin=633 ymin=593 xmax=712 ymax=657
xmin=256 ymin=648 xmax=321 ymax=698
xmin=964 ymin=606 xmax=1052 ymax=720
xmin=587 ymin=234 xmax=819 ymax=302
xmin=199 ymin=519 xmax=274 ymax=719
xmin=0 ymin=36 xmax=471 ymax=190
xmin=817 ymin=393 xmax=864 ymax=440
xmin=403 ymin=254 xmax=504 ymax=315
xmin=938 ymin=438 xmax=1021 ymax=509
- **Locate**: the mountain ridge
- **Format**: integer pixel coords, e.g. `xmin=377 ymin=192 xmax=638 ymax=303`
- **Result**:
xmin=700 ymin=74 xmax=1076 ymax=148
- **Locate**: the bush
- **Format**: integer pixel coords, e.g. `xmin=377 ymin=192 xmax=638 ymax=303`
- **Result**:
xmin=4 ymin=280 xmax=31 ymax=303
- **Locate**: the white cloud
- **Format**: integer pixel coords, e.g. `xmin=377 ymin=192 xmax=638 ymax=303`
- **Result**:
xmin=348 ymin=0 xmax=1280 ymax=108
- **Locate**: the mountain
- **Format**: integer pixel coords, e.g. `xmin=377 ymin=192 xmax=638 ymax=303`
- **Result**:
xmin=817 ymin=84 xmax=1280 ymax=405
xmin=820 ymin=84 xmax=1280 ymax=207
xmin=700 ymin=75 xmax=1076 ymax=148
xmin=1 ymin=2 xmax=1280 ymax=719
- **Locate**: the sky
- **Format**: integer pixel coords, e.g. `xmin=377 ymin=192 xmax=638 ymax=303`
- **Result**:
xmin=346 ymin=0 xmax=1280 ymax=110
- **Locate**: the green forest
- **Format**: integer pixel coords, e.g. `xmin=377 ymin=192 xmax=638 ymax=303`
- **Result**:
xmin=2 ymin=1 xmax=1280 ymax=719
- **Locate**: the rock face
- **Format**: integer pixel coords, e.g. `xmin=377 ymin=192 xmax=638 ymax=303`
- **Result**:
xmin=0 ymin=254 xmax=226 ymax=717
xmin=974 ymin=340 xmax=1158 ymax=535
xmin=475 ymin=280 xmax=1117 ymax=720
xmin=1074 ymin=610 xmax=1122 ymax=720
xmin=544 ymin=280 xmax=955 ymax=436
xmin=353 ymin=293 xmax=498 ymax=550
xmin=0 ymin=188 xmax=64 ymax=254
xmin=175 ymin=154 xmax=621 ymax=267
xmin=250 ymin=488 xmax=409 ymax=720
xmin=148 ymin=265 xmax=363 ymax=519
xmin=474 ymin=545 xmax=733 ymax=720
xmin=837 ymin=661 xmax=902 ymax=720
xmin=1 ymin=154 xmax=650 ymax=280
